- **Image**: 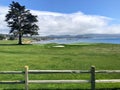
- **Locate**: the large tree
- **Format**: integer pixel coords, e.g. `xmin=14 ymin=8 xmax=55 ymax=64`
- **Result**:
xmin=5 ymin=1 xmax=39 ymax=45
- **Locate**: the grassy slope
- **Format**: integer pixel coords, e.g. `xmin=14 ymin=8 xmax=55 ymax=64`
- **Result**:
xmin=0 ymin=40 xmax=120 ymax=89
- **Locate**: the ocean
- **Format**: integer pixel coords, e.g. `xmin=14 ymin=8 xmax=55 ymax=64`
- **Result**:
xmin=33 ymin=37 xmax=120 ymax=44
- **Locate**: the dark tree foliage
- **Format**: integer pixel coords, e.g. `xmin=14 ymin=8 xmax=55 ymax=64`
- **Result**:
xmin=5 ymin=1 xmax=39 ymax=44
xmin=0 ymin=34 xmax=6 ymax=40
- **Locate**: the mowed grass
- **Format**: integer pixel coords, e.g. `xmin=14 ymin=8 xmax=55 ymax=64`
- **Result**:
xmin=0 ymin=40 xmax=120 ymax=89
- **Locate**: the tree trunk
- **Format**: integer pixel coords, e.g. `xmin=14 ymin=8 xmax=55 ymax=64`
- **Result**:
xmin=18 ymin=33 xmax=22 ymax=45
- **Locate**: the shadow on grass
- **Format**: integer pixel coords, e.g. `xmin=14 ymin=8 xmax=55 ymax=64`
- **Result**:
xmin=0 ymin=44 xmax=32 ymax=46
xmin=3 ymin=88 xmax=120 ymax=90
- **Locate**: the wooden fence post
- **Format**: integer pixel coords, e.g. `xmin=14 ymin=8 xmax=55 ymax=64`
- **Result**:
xmin=91 ymin=66 xmax=95 ymax=90
xmin=25 ymin=66 xmax=29 ymax=90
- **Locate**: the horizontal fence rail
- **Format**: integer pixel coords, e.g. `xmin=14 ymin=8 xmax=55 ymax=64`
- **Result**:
xmin=96 ymin=79 xmax=120 ymax=83
xmin=95 ymin=70 xmax=120 ymax=73
xmin=0 ymin=71 xmax=24 ymax=74
xmin=28 ymin=70 xmax=90 ymax=74
xmin=0 ymin=66 xmax=120 ymax=90
xmin=0 ymin=81 xmax=24 ymax=84
xmin=28 ymin=80 xmax=90 ymax=84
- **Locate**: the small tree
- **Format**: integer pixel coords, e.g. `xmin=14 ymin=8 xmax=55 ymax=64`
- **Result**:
xmin=0 ymin=34 xmax=6 ymax=40
xmin=5 ymin=1 xmax=39 ymax=45
xmin=8 ymin=35 xmax=16 ymax=40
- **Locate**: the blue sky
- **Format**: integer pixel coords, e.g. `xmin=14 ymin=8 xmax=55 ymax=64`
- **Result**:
xmin=0 ymin=0 xmax=120 ymax=19
xmin=0 ymin=0 xmax=120 ymax=35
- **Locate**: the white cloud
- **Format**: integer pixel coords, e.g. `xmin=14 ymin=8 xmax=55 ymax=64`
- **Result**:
xmin=31 ymin=10 xmax=119 ymax=36
xmin=0 ymin=6 xmax=9 ymax=34
xmin=0 ymin=6 xmax=120 ymax=36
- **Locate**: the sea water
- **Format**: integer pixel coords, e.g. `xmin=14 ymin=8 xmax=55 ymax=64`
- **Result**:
xmin=33 ymin=38 xmax=120 ymax=44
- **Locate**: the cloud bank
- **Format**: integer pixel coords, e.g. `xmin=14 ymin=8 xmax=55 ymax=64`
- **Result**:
xmin=0 ymin=6 xmax=120 ymax=36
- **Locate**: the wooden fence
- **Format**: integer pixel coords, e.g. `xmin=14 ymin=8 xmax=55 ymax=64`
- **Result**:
xmin=0 ymin=66 xmax=120 ymax=90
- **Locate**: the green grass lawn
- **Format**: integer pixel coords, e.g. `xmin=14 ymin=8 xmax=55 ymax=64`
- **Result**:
xmin=0 ymin=40 xmax=120 ymax=89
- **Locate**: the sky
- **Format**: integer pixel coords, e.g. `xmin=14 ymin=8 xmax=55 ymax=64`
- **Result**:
xmin=0 ymin=0 xmax=120 ymax=36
